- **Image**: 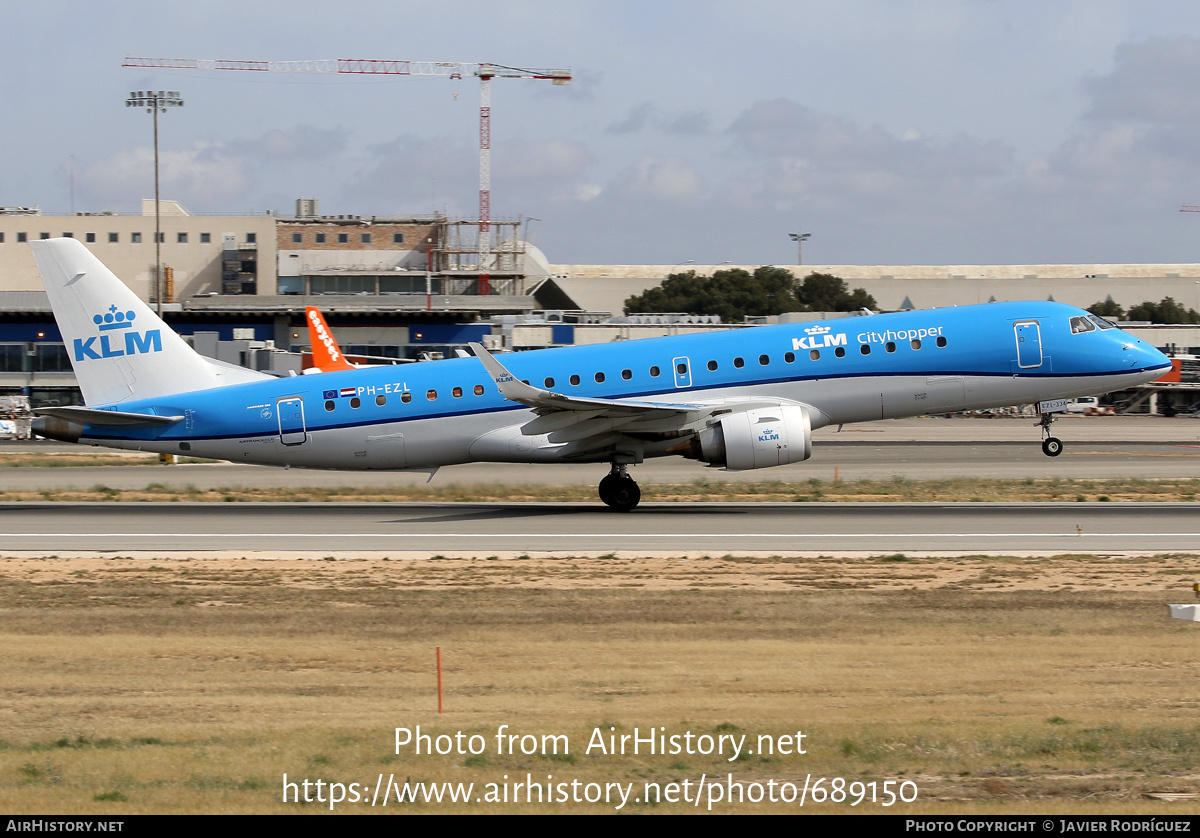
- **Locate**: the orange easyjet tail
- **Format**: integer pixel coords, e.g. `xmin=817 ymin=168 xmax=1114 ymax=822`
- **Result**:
xmin=306 ymin=306 xmax=355 ymax=372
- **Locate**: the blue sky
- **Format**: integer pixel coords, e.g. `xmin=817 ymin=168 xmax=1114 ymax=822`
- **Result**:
xmin=8 ymin=0 xmax=1200 ymax=265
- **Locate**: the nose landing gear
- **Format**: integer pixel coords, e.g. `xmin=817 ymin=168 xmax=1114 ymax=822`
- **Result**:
xmin=1038 ymin=412 xmax=1063 ymax=457
xmin=598 ymin=463 xmax=641 ymax=511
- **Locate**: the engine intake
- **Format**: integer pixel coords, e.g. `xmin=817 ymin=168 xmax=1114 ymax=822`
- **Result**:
xmin=694 ymin=405 xmax=813 ymax=470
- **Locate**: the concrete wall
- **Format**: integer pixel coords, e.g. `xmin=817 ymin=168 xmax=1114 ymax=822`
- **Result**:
xmin=551 ymin=263 xmax=1200 ymax=313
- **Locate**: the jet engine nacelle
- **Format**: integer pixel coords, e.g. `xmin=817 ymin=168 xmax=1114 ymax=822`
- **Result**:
xmin=697 ymin=404 xmax=813 ymax=470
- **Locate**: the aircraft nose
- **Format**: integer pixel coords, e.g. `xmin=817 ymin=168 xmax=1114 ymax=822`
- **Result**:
xmin=1123 ymin=338 xmax=1170 ymax=371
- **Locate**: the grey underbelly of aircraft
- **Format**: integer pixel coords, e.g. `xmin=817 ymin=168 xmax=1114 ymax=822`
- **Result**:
xmin=75 ymin=370 xmax=1139 ymax=471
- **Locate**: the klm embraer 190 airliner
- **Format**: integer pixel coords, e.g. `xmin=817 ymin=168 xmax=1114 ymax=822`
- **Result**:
xmin=30 ymin=237 xmax=1171 ymax=511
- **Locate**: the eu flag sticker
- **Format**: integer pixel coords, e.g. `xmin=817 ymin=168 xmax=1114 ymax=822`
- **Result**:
xmin=323 ymin=389 xmax=337 ymax=399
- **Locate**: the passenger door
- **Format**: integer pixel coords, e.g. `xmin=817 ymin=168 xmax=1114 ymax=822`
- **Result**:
xmin=1014 ymin=321 xmax=1043 ymax=369
xmin=277 ymin=396 xmax=307 ymax=446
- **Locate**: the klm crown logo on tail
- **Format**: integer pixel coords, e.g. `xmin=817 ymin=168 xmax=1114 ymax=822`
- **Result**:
xmin=73 ymin=304 xmax=162 ymax=361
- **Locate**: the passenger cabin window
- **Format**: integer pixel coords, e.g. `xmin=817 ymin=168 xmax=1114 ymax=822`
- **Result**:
xmin=401 ymin=391 xmax=412 ymax=403
xmin=886 ymin=342 xmax=896 ymax=353
xmin=784 ymin=352 xmax=795 ymax=363
xmin=759 ymin=354 xmax=769 ymax=365
xmin=426 ymin=390 xmax=437 ymax=400
xmin=474 ymin=385 xmax=484 ymax=396
xmin=936 ymin=336 xmax=947 ymax=347
xmin=324 ymin=400 xmax=335 ymax=411
xmin=733 ymin=357 xmax=744 ymax=368
xmin=834 ymin=347 xmax=846 ymax=358
xmin=595 ymin=372 xmax=605 ymax=383
xmin=676 ymin=362 xmax=688 ymax=375
xmin=650 ymin=365 xmax=661 ymax=377
xmin=911 ymin=339 xmax=922 ymax=350
xmin=570 ymin=374 xmax=580 ymax=386
xmin=544 ymin=377 xmax=555 ymax=388
xmin=809 ymin=349 xmax=820 ymax=361
xmin=860 ymin=344 xmax=870 ymax=355
xmin=707 ymin=360 xmax=718 ymax=371
xmin=452 ymin=387 xmax=462 ymax=398
xmin=622 ymin=369 xmax=632 ymax=380
xmin=350 ymin=397 xmax=361 ymax=408
xmin=376 ymin=395 xmax=386 ymax=406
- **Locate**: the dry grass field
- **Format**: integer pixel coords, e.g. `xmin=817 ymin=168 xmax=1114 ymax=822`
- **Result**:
xmin=1 ymin=474 xmax=1199 ymax=503
xmin=1 ymin=550 xmax=1198 ymax=814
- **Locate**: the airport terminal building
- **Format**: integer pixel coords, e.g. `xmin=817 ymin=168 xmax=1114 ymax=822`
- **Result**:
xmin=2 ymin=201 xmax=1199 ymax=412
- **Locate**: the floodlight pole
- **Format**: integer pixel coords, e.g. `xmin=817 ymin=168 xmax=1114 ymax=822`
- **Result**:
xmin=789 ymin=231 xmax=811 ymax=266
xmin=126 ymin=90 xmax=183 ymax=315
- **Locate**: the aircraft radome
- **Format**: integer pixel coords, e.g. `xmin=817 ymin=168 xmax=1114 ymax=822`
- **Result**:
xmin=29 ymin=237 xmax=1171 ymax=511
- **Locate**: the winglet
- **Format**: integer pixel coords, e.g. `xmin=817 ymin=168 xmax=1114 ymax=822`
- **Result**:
xmin=468 ymin=342 xmax=546 ymax=404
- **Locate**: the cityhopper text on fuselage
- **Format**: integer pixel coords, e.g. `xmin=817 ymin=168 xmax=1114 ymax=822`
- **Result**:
xmin=29 ymin=238 xmax=1171 ymax=511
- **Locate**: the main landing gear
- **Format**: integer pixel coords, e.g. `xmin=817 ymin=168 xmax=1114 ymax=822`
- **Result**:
xmin=598 ymin=463 xmax=641 ymax=512
xmin=1038 ymin=412 xmax=1063 ymax=457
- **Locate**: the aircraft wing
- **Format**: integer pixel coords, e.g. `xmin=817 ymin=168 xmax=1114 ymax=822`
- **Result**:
xmin=33 ymin=407 xmax=184 ymax=427
xmin=469 ymin=342 xmax=702 ymax=417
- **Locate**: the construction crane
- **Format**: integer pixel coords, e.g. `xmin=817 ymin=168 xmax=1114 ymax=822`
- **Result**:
xmin=123 ymin=57 xmax=572 ymax=295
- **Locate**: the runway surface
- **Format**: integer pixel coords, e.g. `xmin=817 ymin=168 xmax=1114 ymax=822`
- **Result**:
xmin=5 ymin=416 xmax=1200 ymax=488
xmin=1 ymin=501 xmax=1196 ymax=553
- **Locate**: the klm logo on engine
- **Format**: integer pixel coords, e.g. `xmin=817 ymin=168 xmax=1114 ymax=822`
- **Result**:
xmin=791 ymin=325 xmax=847 ymax=351
xmin=73 ymin=304 xmax=162 ymax=361
xmin=757 ymin=428 xmax=780 ymax=443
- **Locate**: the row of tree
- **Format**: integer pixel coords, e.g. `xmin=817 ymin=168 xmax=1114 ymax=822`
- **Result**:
xmin=623 ymin=268 xmax=877 ymax=323
xmin=623 ymin=267 xmax=1200 ymax=325
xmin=1088 ymin=297 xmax=1200 ymax=324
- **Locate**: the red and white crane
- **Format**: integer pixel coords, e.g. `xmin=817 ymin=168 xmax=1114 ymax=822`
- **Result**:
xmin=123 ymin=57 xmax=572 ymax=295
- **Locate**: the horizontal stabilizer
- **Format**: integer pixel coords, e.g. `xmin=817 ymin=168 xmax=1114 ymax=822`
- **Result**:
xmin=34 ymin=406 xmax=184 ymax=427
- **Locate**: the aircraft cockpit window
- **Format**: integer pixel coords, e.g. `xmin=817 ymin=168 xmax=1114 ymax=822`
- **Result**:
xmin=1087 ymin=314 xmax=1117 ymax=330
xmin=1070 ymin=316 xmax=1096 ymax=334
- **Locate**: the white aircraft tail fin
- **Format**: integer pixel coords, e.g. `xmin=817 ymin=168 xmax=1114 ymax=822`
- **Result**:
xmin=31 ymin=237 xmax=265 ymax=405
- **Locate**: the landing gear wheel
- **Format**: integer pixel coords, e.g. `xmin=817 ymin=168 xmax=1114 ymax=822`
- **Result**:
xmin=1042 ymin=436 xmax=1063 ymax=457
xmin=599 ymin=470 xmax=641 ymax=512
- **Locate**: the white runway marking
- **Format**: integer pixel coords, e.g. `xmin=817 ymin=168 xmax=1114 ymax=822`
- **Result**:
xmin=5 ymin=532 xmax=1199 ymax=539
